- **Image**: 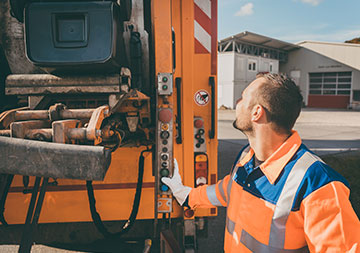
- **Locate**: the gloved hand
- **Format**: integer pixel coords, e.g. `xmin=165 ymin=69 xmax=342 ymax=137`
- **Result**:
xmin=161 ymin=159 xmax=192 ymax=206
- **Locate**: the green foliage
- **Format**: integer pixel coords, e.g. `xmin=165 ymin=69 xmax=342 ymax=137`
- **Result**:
xmin=345 ymin=37 xmax=360 ymax=44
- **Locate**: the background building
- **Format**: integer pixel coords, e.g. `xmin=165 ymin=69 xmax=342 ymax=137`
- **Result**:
xmin=218 ymin=31 xmax=360 ymax=109
xmin=217 ymin=31 xmax=299 ymax=108
xmin=281 ymin=41 xmax=360 ymax=109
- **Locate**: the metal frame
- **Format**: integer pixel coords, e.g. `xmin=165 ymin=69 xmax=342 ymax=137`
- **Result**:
xmin=218 ymin=40 xmax=289 ymax=62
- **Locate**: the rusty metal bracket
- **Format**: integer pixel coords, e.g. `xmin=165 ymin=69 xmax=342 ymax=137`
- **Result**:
xmin=52 ymin=120 xmax=81 ymax=143
xmin=10 ymin=120 xmax=51 ymax=139
xmin=48 ymin=103 xmax=66 ymax=121
xmin=0 ymin=107 xmax=28 ymax=129
xmin=86 ymin=105 xmax=111 ymax=144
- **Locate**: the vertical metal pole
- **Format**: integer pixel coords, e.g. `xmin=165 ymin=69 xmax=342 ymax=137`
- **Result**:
xmin=18 ymin=177 xmax=48 ymax=253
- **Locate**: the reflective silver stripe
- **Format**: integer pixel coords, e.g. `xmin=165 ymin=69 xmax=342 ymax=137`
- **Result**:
xmin=227 ymin=146 xmax=250 ymax=203
xmin=239 ymin=146 xmax=250 ymax=162
xmin=218 ymin=180 xmax=226 ymax=203
xmin=206 ymin=184 xmax=222 ymax=206
xmin=269 ymin=152 xmax=319 ymax=248
xmin=226 ymin=216 xmax=236 ymax=235
xmin=241 ymin=230 xmax=309 ymax=253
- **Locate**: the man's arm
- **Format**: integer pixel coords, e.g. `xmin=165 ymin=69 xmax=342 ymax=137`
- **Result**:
xmin=301 ymin=181 xmax=360 ymax=252
xmin=187 ymin=174 xmax=230 ymax=209
xmin=162 ymin=159 xmax=231 ymax=208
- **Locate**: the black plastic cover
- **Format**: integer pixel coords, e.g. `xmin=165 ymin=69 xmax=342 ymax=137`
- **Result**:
xmin=24 ymin=1 xmax=127 ymax=73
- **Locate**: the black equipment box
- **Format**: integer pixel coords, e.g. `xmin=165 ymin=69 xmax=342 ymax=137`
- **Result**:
xmin=24 ymin=1 xmax=127 ymax=73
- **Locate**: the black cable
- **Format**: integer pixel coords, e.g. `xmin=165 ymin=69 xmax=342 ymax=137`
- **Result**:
xmin=86 ymin=147 xmax=152 ymax=238
xmin=0 ymin=174 xmax=14 ymax=226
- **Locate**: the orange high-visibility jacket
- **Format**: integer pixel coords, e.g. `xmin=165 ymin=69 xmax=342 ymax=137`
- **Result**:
xmin=188 ymin=131 xmax=360 ymax=252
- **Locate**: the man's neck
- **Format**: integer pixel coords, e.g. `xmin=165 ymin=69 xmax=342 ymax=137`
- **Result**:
xmin=248 ymin=128 xmax=291 ymax=162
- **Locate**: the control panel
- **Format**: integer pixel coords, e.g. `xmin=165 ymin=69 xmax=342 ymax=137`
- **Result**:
xmin=193 ymin=117 xmax=206 ymax=152
xmin=157 ymin=108 xmax=173 ymax=194
xmin=157 ymin=73 xmax=173 ymax=96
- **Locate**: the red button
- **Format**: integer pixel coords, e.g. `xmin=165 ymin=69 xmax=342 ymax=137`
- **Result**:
xmin=184 ymin=208 xmax=195 ymax=218
xmin=159 ymin=109 xmax=172 ymax=123
xmin=194 ymin=119 xmax=204 ymax=128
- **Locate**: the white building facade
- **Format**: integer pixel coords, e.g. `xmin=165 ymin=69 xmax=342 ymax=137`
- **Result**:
xmin=280 ymin=41 xmax=360 ymax=109
xmin=218 ymin=32 xmax=360 ymax=109
xmin=218 ymin=31 xmax=297 ymax=109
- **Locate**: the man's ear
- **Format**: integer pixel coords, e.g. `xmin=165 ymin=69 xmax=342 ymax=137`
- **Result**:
xmin=251 ymin=104 xmax=266 ymax=122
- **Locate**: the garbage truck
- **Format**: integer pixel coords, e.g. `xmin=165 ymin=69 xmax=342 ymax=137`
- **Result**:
xmin=0 ymin=0 xmax=218 ymax=251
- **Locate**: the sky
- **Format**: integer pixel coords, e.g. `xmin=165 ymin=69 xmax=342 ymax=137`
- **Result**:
xmin=218 ymin=0 xmax=360 ymax=43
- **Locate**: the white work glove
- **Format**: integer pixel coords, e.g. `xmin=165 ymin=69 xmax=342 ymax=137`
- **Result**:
xmin=161 ymin=158 xmax=192 ymax=206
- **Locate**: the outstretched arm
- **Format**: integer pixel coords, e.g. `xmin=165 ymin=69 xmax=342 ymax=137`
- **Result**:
xmin=162 ymin=159 xmax=231 ymax=209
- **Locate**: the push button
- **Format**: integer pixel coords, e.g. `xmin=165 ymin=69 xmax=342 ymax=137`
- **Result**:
xmin=161 ymin=184 xmax=169 ymax=192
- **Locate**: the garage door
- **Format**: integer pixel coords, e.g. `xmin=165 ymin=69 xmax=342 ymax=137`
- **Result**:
xmin=308 ymin=72 xmax=351 ymax=108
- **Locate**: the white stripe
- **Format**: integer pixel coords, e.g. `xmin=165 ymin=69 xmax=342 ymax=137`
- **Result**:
xmin=194 ymin=0 xmax=211 ymax=18
xmin=269 ymin=152 xmax=318 ymax=248
xmin=310 ymin=147 xmax=360 ymax=152
xmin=206 ymin=185 xmax=222 ymax=206
xmin=194 ymin=20 xmax=211 ymax=53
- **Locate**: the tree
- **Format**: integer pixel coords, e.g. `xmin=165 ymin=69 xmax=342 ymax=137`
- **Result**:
xmin=345 ymin=37 xmax=360 ymax=44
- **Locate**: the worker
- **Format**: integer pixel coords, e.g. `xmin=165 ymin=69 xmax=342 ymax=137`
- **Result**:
xmin=162 ymin=73 xmax=360 ymax=252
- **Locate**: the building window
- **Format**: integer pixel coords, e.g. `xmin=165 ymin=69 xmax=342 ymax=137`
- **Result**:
xmin=248 ymin=60 xmax=257 ymax=72
xmin=269 ymin=63 xmax=273 ymax=72
xmin=309 ymin=72 xmax=351 ymax=95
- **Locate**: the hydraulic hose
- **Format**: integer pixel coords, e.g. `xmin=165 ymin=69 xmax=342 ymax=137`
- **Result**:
xmin=0 ymin=174 xmax=14 ymax=226
xmin=86 ymin=147 xmax=151 ymax=238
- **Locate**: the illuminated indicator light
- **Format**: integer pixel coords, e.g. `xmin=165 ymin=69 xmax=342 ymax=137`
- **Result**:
xmin=198 ymin=129 xmax=205 ymax=135
xmin=162 ymin=76 xmax=168 ymax=83
xmin=159 ymin=109 xmax=172 ymax=123
xmin=195 ymin=134 xmax=201 ymax=139
xmin=160 ymin=169 xmax=169 ymax=177
xmin=195 ymin=154 xmax=207 ymax=162
xmin=195 ymin=154 xmax=208 ymax=187
xmin=162 ymin=85 xmax=168 ymax=90
xmin=161 ymin=124 xmax=169 ymax=131
xmin=184 ymin=208 xmax=194 ymax=218
xmin=194 ymin=119 xmax=204 ymax=128
xmin=161 ymin=184 xmax=169 ymax=192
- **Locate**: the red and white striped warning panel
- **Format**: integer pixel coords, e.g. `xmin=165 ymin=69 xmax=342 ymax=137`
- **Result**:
xmin=194 ymin=0 xmax=217 ymax=74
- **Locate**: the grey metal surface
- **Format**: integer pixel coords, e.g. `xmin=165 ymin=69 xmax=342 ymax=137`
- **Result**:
xmin=5 ymin=74 xmax=121 ymax=95
xmin=0 ymin=136 xmax=111 ymax=180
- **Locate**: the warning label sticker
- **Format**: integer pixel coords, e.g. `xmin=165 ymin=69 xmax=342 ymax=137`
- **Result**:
xmin=194 ymin=90 xmax=210 ymax=106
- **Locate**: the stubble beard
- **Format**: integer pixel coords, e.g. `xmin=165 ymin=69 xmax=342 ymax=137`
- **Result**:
xmin=233 ymin=119 xmax=253 ymax=136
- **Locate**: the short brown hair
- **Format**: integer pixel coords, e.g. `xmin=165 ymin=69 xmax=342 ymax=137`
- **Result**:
xmin=256 ymin=73 xmax=303 ymax=134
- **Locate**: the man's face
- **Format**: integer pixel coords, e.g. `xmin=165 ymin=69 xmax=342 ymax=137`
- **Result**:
xmin=233 ymin=78 xmax=264 ymax=135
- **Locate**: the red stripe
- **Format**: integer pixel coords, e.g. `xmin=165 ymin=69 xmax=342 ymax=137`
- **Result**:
xmin=195 ymin=38 xmax=210 ymax=54
xmin=9 ymin=182 xmax=156 ymax=193
xmin=194 ymin=4 xmax=212 ymax=35
xmin=211 ymin=0 xmax=217 ymax=75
